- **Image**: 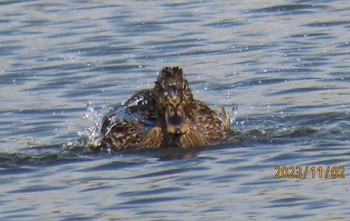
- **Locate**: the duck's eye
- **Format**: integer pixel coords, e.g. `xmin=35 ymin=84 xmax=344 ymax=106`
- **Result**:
xmin=169 ymin=107 xmax=175 ymax=116
xmin=177 ymin=108 xmax=182 ymax=116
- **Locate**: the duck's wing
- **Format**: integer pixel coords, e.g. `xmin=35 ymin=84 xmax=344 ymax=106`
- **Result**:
xmin=124 ymin=89 xmax=158 ymax=118
xmin=186 ymin=100 xmax=231 ymax=141
xmin=101 ymin=104 xmax=124 ymax=136
xmin=100 ymin=105 xmax=152 ymax=150
xmin=101 ymin=106 xmax=154 ymax=137
xmin=101 ymin=120 xmax=144 ymax=151
xmin=101 ymin=89 xmax=159 ymax=136
xmin=99 ymin=90 xmax=159 ymax=151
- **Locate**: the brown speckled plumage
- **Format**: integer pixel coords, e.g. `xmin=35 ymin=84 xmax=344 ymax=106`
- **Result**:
xmin=96 ymin=67 xmax=231 ymax=151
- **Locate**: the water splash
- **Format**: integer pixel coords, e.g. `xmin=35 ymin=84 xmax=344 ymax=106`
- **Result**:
xmin=66 ymin=102 xmax=151 ymax=152
xmin=65 ymin=102 xmax=113 ymax=151
xmin=230 ymin=103 xmax=239 ymax=125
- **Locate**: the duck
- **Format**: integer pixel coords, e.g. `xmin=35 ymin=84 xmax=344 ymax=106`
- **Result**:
xmin=95 ymin=67 xmax=231 ymax=151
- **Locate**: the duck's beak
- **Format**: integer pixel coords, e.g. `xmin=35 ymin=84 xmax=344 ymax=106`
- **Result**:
xmin=165 ymin=102 xmax=188 ymax=135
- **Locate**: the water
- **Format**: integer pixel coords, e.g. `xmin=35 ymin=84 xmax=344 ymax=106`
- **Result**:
xmin=1 ymin=0 xmax=350 ymax=220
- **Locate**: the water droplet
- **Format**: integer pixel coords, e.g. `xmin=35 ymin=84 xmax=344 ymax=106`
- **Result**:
xmin=85 ymin=101 xmax=92 ymax=108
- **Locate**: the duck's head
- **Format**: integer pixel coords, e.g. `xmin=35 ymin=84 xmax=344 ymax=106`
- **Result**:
xmin=164 ymin=94 xmax=188 ymax=135
xmin=155 ymin=67 xmax=193 ymax=135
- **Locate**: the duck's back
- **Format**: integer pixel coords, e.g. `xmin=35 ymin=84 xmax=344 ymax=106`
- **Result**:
xmin=186 ymin=100 xmax=230 ymax=143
